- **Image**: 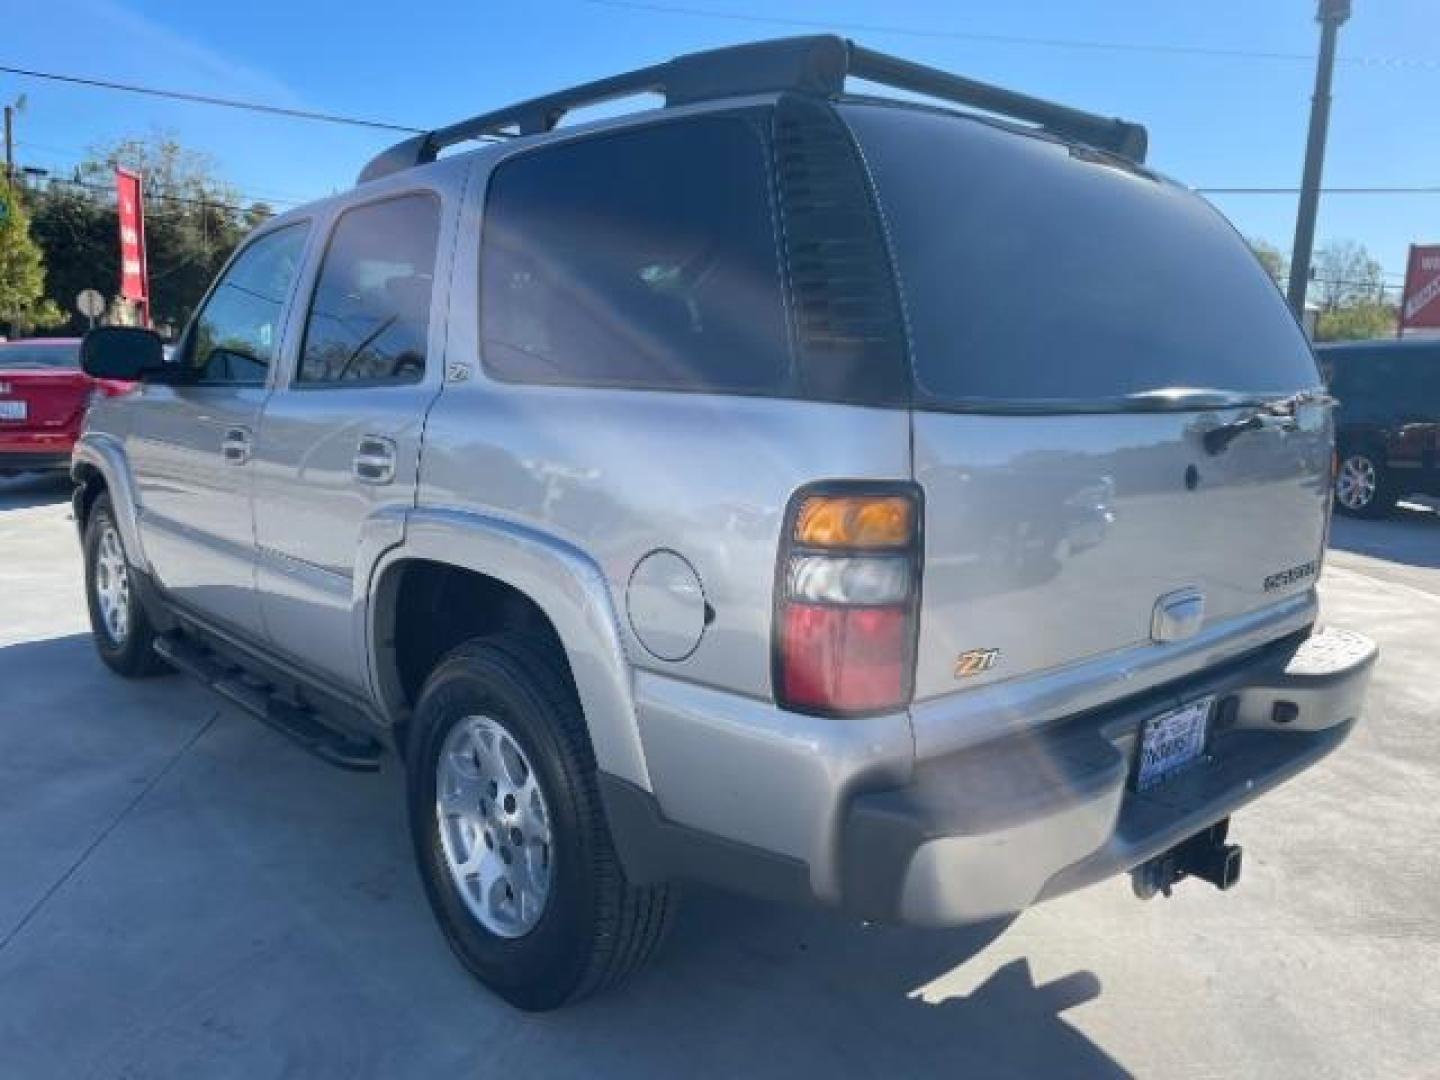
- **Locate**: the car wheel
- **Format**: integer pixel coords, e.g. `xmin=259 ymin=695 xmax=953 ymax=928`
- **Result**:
xmin=1334 ymin=449 xmax=1396 ymax=519
xmin=83 ymin=493 xmax=168 ymax=677
xmin=406 ymin=634 xmax=674 ymax=1011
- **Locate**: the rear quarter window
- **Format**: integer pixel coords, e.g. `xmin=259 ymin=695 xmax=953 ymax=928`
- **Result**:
xmin=478 ymin=113 xmax=791 ymax=395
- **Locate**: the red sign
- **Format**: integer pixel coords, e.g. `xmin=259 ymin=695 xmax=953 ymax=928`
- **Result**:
xmin=1399 ymin=243 xmax=1440 ymax=332
xmin=115 ymin=167 xmax=150 ymax=323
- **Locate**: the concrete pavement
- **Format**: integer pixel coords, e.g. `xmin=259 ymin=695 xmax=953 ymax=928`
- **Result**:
xmin=1 ymin=473 xmax=1437 ymax=1078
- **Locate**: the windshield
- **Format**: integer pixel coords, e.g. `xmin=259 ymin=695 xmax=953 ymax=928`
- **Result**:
xmin=0 ymin=343 xmax=81 ymax=370
xmin=842 ymin=103 xmax=1321 ymax=409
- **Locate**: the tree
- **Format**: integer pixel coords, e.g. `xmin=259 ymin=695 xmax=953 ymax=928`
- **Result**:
xmin=1316 ymin=301 xmax=1396 ymax=341
xmin=1311 ymin=239 xmax=1386 ymax=311
xmin=26 ymin=183 xmax=117 ymax=330
xmin=0 ymin=186 xmax=64 ymax=335
xmin=28 ymin=133 xmax=273 ymax=333
xmin=1248 ymin=238 xmax=1289 ymax=288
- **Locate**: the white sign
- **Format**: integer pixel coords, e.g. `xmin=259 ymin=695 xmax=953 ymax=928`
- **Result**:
xmin=76 ymin=289 xmax=105 ymax=319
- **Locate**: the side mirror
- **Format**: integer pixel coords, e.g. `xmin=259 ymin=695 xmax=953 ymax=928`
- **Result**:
xmin=80 ymin=326 xmax=167 ymax=381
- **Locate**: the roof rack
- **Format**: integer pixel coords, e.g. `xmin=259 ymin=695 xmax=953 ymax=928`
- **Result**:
xmin=357 ymin=35 xmax=1148 ymax=184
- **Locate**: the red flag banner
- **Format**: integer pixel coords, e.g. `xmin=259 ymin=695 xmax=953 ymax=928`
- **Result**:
xmin=115 ymin=167 xmax=150 ymax=320
xmin=1399 ymin=244 xmax=1440 ymax=333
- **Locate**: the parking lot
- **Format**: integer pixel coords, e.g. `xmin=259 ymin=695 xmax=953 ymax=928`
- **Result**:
xmin=0 ymin=473 xmax=1436 ymax=1079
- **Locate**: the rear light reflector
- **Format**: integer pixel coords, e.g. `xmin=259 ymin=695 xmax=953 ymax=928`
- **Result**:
xmin=780 ymin=604 xmax=907 ymax=712
xmin=774 ymin=485 xmax=922 ymax=716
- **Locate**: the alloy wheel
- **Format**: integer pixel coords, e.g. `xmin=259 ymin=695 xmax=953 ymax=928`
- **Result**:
xmin=1336 ymin=454 xmax=1378 ymax=511
xmin=94 ymin=521 xmax=132 ymax=645
xmin=435 ymin=715 xmax=553 ymax=938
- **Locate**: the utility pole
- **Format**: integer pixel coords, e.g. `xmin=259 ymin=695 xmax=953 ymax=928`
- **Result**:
xmin=1287 ymin=0 xmax=1352 ymax=315
xmin=3 ymin=104 xmax=13 ymax=187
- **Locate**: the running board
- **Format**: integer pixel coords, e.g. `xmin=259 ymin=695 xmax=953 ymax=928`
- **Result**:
xmin=154 ymin=634 xmax=383 ymax=772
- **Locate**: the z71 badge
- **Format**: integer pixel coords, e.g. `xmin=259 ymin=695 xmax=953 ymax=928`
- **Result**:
xmin=954 ymin=648 xmax=1001 ymax=679
xmin=1263 ymin=560 xmax=1318 ymax=592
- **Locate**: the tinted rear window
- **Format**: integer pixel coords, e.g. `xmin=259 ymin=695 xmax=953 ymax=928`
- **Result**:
xmin=843 ymin=104 xmax=1320 ymax=407
xmin=1327 ymin=348 xmax=1440 ymax=413
xmin=479 ymin=113 xmax=790 ymax=394
xmin=0 ymin=343 xmax=80 ymax=369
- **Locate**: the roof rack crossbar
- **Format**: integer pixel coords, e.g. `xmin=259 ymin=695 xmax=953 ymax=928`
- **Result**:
xmin=358 ymin=35 xmax=1147 ymax=184
xmin=846 ymin=44 xmax=1148 ymax=164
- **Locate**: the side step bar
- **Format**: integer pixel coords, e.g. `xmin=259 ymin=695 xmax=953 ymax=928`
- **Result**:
xmin=154 ymin=634 xmax=383 ymax=772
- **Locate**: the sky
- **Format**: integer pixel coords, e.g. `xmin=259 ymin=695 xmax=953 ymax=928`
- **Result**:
xmin=4 ymin=0 xmax=1439 ymax=292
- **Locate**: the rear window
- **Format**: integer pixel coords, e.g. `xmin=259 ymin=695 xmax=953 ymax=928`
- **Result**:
xmin=479 ymin=112 xmax=791 ymax=394
xmin=1327 ymin=348 xmax=1440 ymax=414
xmin=0 ymin=343 xmax=80 ymax=370
xmin=843 ymin=104 xmax=1320 ymax=407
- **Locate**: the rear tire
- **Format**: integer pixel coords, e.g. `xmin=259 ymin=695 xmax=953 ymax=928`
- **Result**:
xmin=83 ymin=493 xmax=168 ymax=678
xmin=1334 ymin=448 xmax=1396 ymax=518
xmin=406 ymin=634 xmax=674 ymax=1011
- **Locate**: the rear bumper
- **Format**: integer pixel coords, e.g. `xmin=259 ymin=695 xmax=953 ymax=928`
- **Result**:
xmin=609 ymin=626 xmax=1376 ymax=926
xmin=0 ymin=447 xmax=74 ymax=475
xmin=0 ymin=429 xmax=77 ymax=474
xmin=840 ymin=626 xmax=1376 ymax=925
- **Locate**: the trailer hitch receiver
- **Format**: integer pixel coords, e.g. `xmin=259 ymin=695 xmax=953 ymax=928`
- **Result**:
xmin=1132 ymin=819 xmax=1243 ymax=900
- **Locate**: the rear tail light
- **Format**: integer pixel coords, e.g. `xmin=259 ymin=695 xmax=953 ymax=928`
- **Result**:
xmin=774 ymin=485 xmax=922 ymax=716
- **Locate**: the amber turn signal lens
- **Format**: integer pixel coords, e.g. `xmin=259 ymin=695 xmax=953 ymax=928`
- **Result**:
xmin=794 ymin=495 xmax=914 ymax=549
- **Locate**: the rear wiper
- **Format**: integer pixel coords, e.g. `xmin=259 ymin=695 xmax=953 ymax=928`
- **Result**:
xmin=1201 ymin=388 xmax=1336 ymax=455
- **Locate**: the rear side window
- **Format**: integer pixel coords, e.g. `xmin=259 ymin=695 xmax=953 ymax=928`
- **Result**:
xmin=479 ymin=114 xmax=790 ymax=394
xmin=843 ymin=104 xmax=1320 ymax=407
xmin=298 ymin=193 xmax=440 ymax=386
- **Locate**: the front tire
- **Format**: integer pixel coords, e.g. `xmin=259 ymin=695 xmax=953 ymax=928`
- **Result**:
xmin=1334 ymin=448 xmax=1396 ymax=518
xmin=83 ymin=493 xmax=168 ymax=677
xmin=406 ymin=635 xmax=674 ymax=1011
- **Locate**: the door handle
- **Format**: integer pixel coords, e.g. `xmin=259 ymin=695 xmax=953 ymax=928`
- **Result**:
xmin=221 ymin=426 xmax=252 ymax=466
xmin=354 ymin=436 xmax=397 ymax=485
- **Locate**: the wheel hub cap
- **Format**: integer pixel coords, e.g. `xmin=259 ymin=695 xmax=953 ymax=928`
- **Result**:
xmin=94 ymin=522 xmax=132 ymax=645
xmin=436 ymin=715 xmax=553 ymax=938
xmin=1337 ymin=455 xmax=1377 ymax=510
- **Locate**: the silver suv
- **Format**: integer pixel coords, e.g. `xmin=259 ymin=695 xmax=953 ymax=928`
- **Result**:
xmin=73 ymin=37 xmax=1377 ymax=1011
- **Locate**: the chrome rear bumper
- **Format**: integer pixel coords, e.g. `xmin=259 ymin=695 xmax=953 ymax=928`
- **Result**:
xmin=839 ymin=627 xmax=1376 ymax=925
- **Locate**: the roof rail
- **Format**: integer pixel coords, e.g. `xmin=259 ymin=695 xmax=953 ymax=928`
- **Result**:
xmin=357 ymin=35 xmax=1147 ymax=184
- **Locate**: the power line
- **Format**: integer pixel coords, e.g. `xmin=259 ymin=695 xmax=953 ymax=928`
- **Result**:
xmin=574 ymin=0 xmax=1440 ymax=69
xmin=0 ymin=63 xmax=425 ymax=134
xmin=1200 ymin=186 xmax=1440 ymax=195
xmin=18 ymin=151 xmax=306 ymax=209
xmin=32 ymin=173 xmax=282 ymax=217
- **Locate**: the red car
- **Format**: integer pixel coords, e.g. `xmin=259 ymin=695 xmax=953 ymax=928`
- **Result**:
xmin=0 ymin=337 xmax=134 ymax=478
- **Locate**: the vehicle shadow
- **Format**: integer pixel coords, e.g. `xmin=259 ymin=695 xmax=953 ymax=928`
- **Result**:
xmin=0 ymin=473 xmax=71 ymax=513
xmin=1329 ymin=502 xmax=1440 ymax=569
xmin=0 ymin=632 xmax=1126 ymax=1079
xmin=571 ymin=887 xmax=1125 ymax=1079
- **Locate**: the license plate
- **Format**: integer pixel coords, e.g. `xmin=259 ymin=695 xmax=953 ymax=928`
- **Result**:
xmin=1136 ymin=697 xmax=1213 ymax=791
xmin=0 ymin=400 xmax=25 ymax=421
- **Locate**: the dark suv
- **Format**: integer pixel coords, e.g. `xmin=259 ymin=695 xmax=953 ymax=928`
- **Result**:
xmin=1320 ymin=339 xmax=1440 ymax=516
